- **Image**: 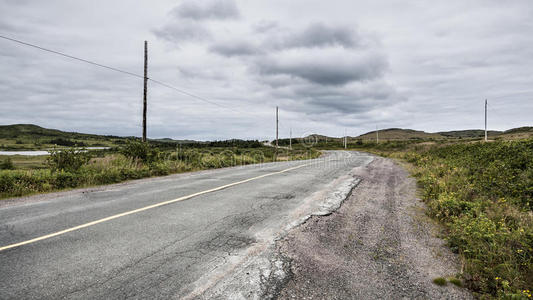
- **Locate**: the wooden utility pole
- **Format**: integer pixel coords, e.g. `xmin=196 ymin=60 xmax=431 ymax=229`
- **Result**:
xmin=289 ymin=127 xmax=292 ymax=150
xmin=344 ymin=128 xmax=347 ymax=149
xmin=142 ymin=41 xmax=148 ymax=142
xmin=376 ymin=125 xmax=379 ymax=144
xmin=484 ymin=99 xmax=488 ymax=142
xmin=276 ymin=106 xmax=279 ymax=149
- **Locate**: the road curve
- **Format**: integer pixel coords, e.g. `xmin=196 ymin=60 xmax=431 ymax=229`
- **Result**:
xmin=0 ymin=151 xmax=373 ymax=299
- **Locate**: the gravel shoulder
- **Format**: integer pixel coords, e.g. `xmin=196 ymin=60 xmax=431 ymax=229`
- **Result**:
xmin=275 ymin=156 xmax=473 ymax=299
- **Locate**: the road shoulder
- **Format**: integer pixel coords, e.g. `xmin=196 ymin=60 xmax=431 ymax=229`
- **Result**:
xmin=275 ymin=156 xmax=472 ymax=299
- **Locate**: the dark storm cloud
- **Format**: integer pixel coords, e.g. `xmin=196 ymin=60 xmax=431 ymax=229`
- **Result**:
xmin=281 ymin=23 xmax=358 ymax=49
xmin=171 ymin=0 xmax=240 ymax=21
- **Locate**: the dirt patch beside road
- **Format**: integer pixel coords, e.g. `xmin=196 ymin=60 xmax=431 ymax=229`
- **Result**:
xmin=275 ymin=156 xmax=472 ymax=299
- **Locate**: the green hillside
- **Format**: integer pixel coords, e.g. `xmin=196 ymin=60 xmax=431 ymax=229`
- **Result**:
xmin=356 ymin=128 xmax=444 ymax=141
xmin=497 ymin=126 xmax=533 ymax=140
xmin=438 ymin=129 xmax=502 ymax=139
xmin=0 ymin=124 xmax=132 ymax=150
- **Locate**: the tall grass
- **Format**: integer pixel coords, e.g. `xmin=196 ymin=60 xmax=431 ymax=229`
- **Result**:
xmin=0 ymin=144 xmax=320 ymax=199
xmin=399 ymin=140 xmax=533 ymax=298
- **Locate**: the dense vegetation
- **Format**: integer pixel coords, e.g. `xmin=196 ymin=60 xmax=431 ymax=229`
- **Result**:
xmin=438 ymin=130 xmax=502 ymax=139
xmin=360 ymin=140 xmax=533 ymax=298
xmin=0 ymin=141 xmax=319 ymax=199
xmin=405 ymin=141 xmax=532 ymax=298
xmin=0 ymin=124 xmax=128 ymax=150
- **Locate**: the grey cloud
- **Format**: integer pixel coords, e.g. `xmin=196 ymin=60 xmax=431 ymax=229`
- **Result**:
xmin=257 ymin=50 xmax=387 ymax=85
xmin=171 ymin=0 xmax=240 ymax=21
xmin=207 ymin=23 xmax=359 ymax=59
xmin=2 ymin=1 xmax=533 ymax=140
xmin=282 ymin=23 xmax=358 ymax=49
xmin=153 ymin=20 xmax=211 ymax=43
xmin=154 ymin=0 xmax=239 ymax=44
xmin=270 ymin=80 xmax=400 ymax=115
xmin=208 ymin=40 xmax=262 ymax=57
xmin=252 ymin=21 xmax=279 ymax=33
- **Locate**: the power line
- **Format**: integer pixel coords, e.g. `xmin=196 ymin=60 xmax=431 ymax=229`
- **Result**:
xmin=148 ymin=78 xmax=238 ymax=112
xmin=0 ymin=34 xmax=239 ymax=112
xmin=0 ymin=34 xmax=144 ymax=79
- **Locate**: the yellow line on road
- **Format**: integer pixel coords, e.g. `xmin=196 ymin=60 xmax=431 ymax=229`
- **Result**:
xmin=0 ymin=163 xmax=310 ymax=252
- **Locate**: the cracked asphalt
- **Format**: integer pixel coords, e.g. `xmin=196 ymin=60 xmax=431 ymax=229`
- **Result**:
xmin=0 ymin=151 xmax=372 ymax=299
xmin=276 ymin=156 xmax=473 ymax=299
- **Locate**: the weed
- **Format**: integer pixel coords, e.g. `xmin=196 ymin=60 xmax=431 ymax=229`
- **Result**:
xmin=448 ymin=278 xmax=463 ymax=287
xmin=433 ymin=277 xmax=448 ymax=286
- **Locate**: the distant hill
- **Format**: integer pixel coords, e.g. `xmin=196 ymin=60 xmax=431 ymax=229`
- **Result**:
xmin=0 ymin=124 xmax=195 ymax=150
xmin=151 ymin=138 xmax=200 ymax=144
xmin=297 ymin=126 xmax=532 ymax=143
xmin=0 ymin=124 xmax=125 ymax=140
xmin=356 ymin=128 xmax=444 ymax=141
xmin=503 ymin=126 xmax=533 ymax=134
xmin=497 ymin=127 xmax=533 ymax=140
xmin=438 ymin=129 xmax=502 ymax=139
xmin=0 ymin=124 xmax=134 ymax=150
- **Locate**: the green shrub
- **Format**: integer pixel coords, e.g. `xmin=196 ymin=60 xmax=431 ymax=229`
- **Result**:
xmin=428 ymin=192 xmax=479 ymax=222
xmin=404 ymin=140 xmax=533 ymax=297
xmin=121 ymin=141 xmax=160 ymax=163
xmin=0 ymin=157 xmax=15 ymax=170
xmin=449 ymin=278 xmax=463 ymax=287
xmin=53 ymin=170 xmax=80 ymax=188
xmin=46 ymin=148 xmax=90 ymax=172
xmin=433 ymin=277 xmax=447 ymax=286
xmin=0 ymin=146 xmax=318 ymax=201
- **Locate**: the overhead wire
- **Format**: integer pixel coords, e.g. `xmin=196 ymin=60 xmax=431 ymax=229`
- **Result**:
xmin=0 ymin=34 xmax=240 ymax=113
xmin=0 ymin=34 xmax=144 ymax=79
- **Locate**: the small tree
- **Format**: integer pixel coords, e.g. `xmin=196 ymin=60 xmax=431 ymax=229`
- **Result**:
xmin=46 ymin=149 xmax=90 ymax=172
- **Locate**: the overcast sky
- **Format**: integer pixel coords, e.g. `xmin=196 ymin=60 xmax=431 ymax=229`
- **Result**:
xmin=0 ymin=0 xmax=532 ymax=140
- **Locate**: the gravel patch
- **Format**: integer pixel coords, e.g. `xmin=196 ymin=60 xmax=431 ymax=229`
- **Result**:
xmin=275 ymin=156 xmax=473 ymax=299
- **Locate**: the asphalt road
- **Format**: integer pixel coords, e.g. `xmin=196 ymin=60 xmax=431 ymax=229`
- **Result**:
xmin=0 ymin=151 xmax=373 ymax=299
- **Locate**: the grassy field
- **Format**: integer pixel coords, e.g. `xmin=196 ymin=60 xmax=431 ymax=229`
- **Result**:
xmin=342 ymin=139 xmax=533 ymax=299
xmin=0 ymin=141 xmax=319 ymax=200
xmin=0 ymin=155 xmax=48 ymax=170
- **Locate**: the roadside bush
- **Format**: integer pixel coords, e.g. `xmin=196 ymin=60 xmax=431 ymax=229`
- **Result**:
xmin=49 ymin=138 xmax=87 ymax=147
xmin=0 ymin=145 xmax=317 ymax=200
xmin=0 ymin=170 xmax=54 ymax=197
xmin=121 ymin=141 xmax=160 ymax=163
xmin=428 ymin=192 xmax=479 ymax=222
xmin=46 ymin=149 xmax=90 ymax=172
xmin=0 ymin=157 xmax=15 ymax=170
xmin=53 ymin=170 xmax=80 ymax=188
xmin=406 ymin=139 xmax=533 ymax=298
